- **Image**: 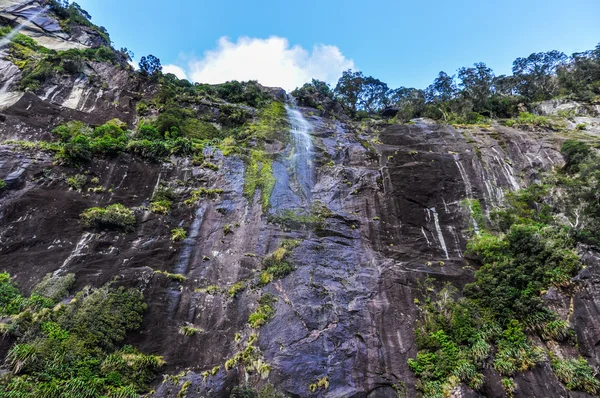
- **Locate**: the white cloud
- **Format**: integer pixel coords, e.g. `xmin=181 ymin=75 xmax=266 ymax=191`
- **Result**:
xmin=183 ymin=36 xmax=354 ymax=91
xmin=163 ymin=64 xmax=188 ymax=80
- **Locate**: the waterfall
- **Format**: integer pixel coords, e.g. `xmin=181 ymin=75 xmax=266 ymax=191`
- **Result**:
xmin=284 ymin=105 xmax=314 ymax=202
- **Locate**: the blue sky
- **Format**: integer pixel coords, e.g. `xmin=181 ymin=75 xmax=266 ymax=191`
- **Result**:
xmin=77 ymin=0 xmax=600 ymax=91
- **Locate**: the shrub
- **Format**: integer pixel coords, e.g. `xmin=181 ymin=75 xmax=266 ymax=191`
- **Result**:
xmin=561 ymin=139 xmax=590 ymax=173
xmin=0 ymin=179 xmax=6 ymax=190
xmin=248 ymin=294 xmax=276 ymax=328
xmin=1 ymin=274 xmax=161 ymax=397
xmin=31 ymin=273 xmax=75 ymax=302
xmin=171 ymin=228 xmax=187 ymax=242
xmin=81 ymin=203 xmax=136 ymax=230
xmin=136 ymin=101 xmax=149 ymax=116
xmin=149 ymin=200 xmax=172 ymax=215
xmin=179 ymin=324 xmax=203 ymax=336
xmin=551 ymin=356 xmax=600 ymax=394
xmin=67 ymin=174 xmax=87 ymax=191
xmin=228 ymin=282 xmax=246 ymax=297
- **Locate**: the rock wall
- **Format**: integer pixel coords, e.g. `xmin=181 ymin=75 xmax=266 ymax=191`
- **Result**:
xmin=4 ymin=83 xmax=595 ymax=396
xmin=2 ymin=4 xmax=600 ymax=395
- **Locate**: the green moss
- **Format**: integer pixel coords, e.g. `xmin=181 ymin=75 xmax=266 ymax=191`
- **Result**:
xmin=228 ymin=282 xmax=246 ymax=297
xmin=80 ymin=203 xmax=136 ymax=230
xmin=246 ymin=101 xmax=288 ymax=140
xmin=154 ymin=270 xmax=187 ymax=282
xmin=268 ymin=201 xmax=332 ymax=230
xmin=243 ymin=149 xmax=275 ymax=210
xmin=248 ymin=294 xmax=277 ymax=328
xmin=461 ymin=198 xmax=485 ymax=230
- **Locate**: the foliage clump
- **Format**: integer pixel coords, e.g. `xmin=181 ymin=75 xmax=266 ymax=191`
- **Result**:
xmin=244 ymin=150 xmax=275 ymax=210
xmin=0 ymin=273 xmax=162 ymax=396
xmin=81 ymin=203 xmax=136 ymax=230
xmin=248 ymin=294 xmax=277 ymax=328
xmin=409 ymin=140 xmax=600 ymax=394
xmin=171 ymin=228 xmax=187 ymax=242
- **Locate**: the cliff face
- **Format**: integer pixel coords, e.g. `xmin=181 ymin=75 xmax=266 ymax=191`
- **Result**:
xmin=3 ymin=2 xmax=600 ymax=398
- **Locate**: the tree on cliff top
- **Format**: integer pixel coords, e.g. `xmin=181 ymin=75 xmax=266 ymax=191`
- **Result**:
xmin=139 ymin=54 xmax=163 ymax=77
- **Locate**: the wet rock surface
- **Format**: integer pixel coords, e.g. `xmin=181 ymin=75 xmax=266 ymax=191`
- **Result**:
xmin=1 ymin=15 xmax=600 ymax=395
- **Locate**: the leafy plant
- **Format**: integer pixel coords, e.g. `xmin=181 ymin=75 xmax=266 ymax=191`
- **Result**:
xmin=81 ymin=203 xmax=136 ymax=230
xmin=171 ymin=228 xmax=187 ymax=242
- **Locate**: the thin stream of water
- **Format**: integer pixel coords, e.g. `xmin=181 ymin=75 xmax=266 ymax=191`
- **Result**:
xmin=285 ymin=104 xmax=314 ymax=202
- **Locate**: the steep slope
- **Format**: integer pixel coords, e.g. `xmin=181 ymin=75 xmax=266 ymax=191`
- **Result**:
xmin=2 ymin=2 xmax=600 ymax=398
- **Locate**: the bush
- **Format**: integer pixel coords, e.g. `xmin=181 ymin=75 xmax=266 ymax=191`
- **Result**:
xmin=67 ymin=174 xmax=87 ymax=191
xmin=0 ymin=179 xmax=6 ymax=190
xmin=561 ymin=140 xmax=590 ymax=173
xmin=149 ymin=200 xmax=172 ymax=215
xmin=551 ymin=357 xmax=600 ymax=394
xmin=248 ymin=294 xmax=276 ymax=328
xmin=171 ymin=228 xmax=187 ymax=242
xmin=31 ymin=273 xmax=75 ymax=302
xmin=81 ymin=203 xmax=136 ymax=230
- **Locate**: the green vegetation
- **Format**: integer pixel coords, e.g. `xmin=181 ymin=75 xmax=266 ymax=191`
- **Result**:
xmin=6 ymin=29 xmax=118 ymax=91
xmin=149 ymin=200 xmax=171 ymax=215
xmin=228 ymin=282 xmax=246 ymax=297
xmin=185 ymin=187 xmax=224 ymax=206
xmin=154 ymin=270 xmax=187 ymax=282
xmin=309 ymin=377 xmax=330 ymax=393
xmin=504 ymin=112 xmax=567 ymax=130
xmin=248 ymin=294 xmax=277 ymax=328
xmin=179 ymin=324 xmax=203 ymax=336
xmin=0 ymin=272 xmax=162 ymax=396
xmin=268 ymin=201 xmax=332 ymax=231
xmin=48 ymin=0 xmax=111 ymax=44
xmin=149 ymin=186 xmax=175 ymax=214
xmin=0 ymin=178 xmax=7 ymax=190
xmin=409 ymin=140 xmax=600 ymax=395
xmin=245 ymin=101 xmax=288 ymax=140
xmin=171 ymin=228 xmax=187 ymax=242
xmin=259 ymin=240 xmax=301 ymax=284
xmin=292 ymin=43 xmax=600 ymax=124
xmin=551 ymin=356 xmax=600 ymax=394
xmin=81 ymin=203 xmax=136 ymax=230
xmin=244 ymin=150 xmax=275 ymax=209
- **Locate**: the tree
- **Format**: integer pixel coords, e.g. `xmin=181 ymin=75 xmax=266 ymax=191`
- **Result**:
xmin=334 ymin=70 xmax=365 ymax=115
xmin=118 ymin=47 xmax=134 ymax=62
xmin=458 ymin=62 xmax=495 ymax=112
xmin=139 ymin=55 xmax=162 ymax=77
xmin=493 ymin=75 xmax=518 ymax=96
xmin=512 ymin=50 xmax=567 ymax=101
xmin=359 ymin=76 xmax=389 ymax=113
xmin=557 ymin=43 xmax=600 ymax=100
xmin=387 ymin=87 xmax=426 ymax=121
xmin=425 ymin=72 xmax=457 ymax=102
xmin=291 ymin=79 xmax=334 ymax=109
